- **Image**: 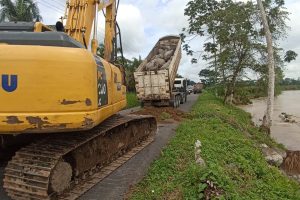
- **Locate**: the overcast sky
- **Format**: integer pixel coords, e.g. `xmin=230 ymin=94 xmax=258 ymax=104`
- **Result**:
xmin=38 ymin=0 xmax=300 ymax=82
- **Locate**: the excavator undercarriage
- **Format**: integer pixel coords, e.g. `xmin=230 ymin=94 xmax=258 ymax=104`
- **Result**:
xmin=3 ymin=114 xmax=157 ymax=199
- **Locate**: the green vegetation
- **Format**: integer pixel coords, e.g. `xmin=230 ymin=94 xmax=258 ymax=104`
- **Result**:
xmin=0 ymin=0 xmax=42 ymax=22
xmin=281 ymin=85 xmax=300 ymax=91
xmin=126 ymin=92 xmax=140 ymax=109
xmin=207 ymin=80 xmax=283 ymax=105
xmin=182 ymin=0 xmax=297 ymax=104
xmin=280 ymin=78 xmax=300 ymax=91
xmin=129 ymin=92 xmax=299 ymax=200
xmin=160 ymin=112 xmax=171 ymax=120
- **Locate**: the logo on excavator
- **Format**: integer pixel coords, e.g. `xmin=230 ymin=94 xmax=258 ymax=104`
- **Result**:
xmin=1 ymin=74 xmax=18 ymax=92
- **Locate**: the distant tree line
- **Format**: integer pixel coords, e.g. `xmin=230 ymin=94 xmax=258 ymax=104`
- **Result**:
xmin=280 ymin=78 xmax=300 ymax=85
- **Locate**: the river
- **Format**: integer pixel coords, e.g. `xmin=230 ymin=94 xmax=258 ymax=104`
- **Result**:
xmin=239 ymin=90 xmax=300 ymax=151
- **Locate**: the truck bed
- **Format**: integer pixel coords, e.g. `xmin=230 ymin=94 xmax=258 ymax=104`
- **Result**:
xmin=134 ymin=35 xmax=181 ymax=102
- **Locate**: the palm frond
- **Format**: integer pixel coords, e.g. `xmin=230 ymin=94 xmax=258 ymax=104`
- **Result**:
xmin=0 ymin=0 xmax=42 ymax=22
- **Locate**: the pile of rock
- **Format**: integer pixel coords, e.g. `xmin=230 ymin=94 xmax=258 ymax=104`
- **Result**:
xmin=195 ymin=140 xmax=206 ymax=167
xmin=144 ymin=43 xmax=177 ymax=71
xmin=260 ymin=144 xmax=286 ymax=167
xmin=261 ymin=144 xmax=300 ymax=183
xmin=279 ymin=112 xmax=296 ymax=123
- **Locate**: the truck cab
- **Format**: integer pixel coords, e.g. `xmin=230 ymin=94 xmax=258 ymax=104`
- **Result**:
xmin=173 ymin=78 xmax=188 ymax=104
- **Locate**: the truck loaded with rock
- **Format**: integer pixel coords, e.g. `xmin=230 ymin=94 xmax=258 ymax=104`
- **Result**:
xmin=134 ymin=35 xmax=188 ymax=107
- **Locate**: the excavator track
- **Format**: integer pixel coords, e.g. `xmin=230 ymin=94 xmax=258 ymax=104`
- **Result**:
xmin=3 ymin=114 xmax=157 ymax=200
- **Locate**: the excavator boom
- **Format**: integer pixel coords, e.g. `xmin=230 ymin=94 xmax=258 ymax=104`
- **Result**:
xmin=65 ymin=0 xmax=117 ymax=59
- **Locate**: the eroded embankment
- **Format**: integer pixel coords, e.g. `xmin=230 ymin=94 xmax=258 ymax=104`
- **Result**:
xmin=127 ymin=92 xmax=300 ymax=200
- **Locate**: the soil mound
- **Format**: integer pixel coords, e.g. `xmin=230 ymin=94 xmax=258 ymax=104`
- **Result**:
xmin=133 ymin=107 xmax=186 ymax=123
xmin=281 ymin=151 xmax=300 ymax=175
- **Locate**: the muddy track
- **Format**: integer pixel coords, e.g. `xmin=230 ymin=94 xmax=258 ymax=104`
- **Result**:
xmin=3 ymin=114 xmax=157 ymax=200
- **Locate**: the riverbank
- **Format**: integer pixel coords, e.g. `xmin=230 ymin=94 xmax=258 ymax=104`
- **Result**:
xmin=128 ymin=92 xmax=300 ymax=199
xmin=280 ymin=85 xmax=300 ymax=91
xmin=240 ymin=90 xmax=300 ymax=151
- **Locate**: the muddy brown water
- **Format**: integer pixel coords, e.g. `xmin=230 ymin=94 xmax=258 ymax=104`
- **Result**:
xmin=239 ymin=90 xmax=300 ymax=151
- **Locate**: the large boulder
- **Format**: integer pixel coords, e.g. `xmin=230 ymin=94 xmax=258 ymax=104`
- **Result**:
xmin=153 ymin=58 xmax=166 ymax=67
xmin=145 ymin=60 xmax=157 ymax=70
xmin=145 ymin=58 xmax=166 ymax=70
xmin=161 ymin=59 xmax=171 ymax=70
xmin=158 ymin=48 xmax=165 ymax=55
xmin=164 ymin=50 xmax=174 ymax=61
xmin=153 ymin=54 xmax=164 ymax=60
xmin=195 ymin=140 xmax=206 ymax=167
xmin=261 ymin=144 xmax=285 ymax=167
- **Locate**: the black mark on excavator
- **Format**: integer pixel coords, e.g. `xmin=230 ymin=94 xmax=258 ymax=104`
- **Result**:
xmin=26 ymin=116 xmax=50 ymax=129
xmin=61 ymin=99 xmax=81 ymax=105
xmin=3 ymin=116 xmax=24 ymax=124
xmin=85 ymin=98 xmax=92 ymax=106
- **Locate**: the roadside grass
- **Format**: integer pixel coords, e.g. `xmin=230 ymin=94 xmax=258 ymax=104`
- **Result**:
xmin=129 ymin=92 xmax=300 ymax=200
xmin=126 ymin=92 xmax=140 ymax=109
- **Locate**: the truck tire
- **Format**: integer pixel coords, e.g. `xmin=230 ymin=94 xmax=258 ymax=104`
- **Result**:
xmin=172 ymin=98 xmax=177 ymax=108
xmin=175 ymin=96 xmax=180 ymax=108
xmin=180 ymin=95 xmax=184 ymax=104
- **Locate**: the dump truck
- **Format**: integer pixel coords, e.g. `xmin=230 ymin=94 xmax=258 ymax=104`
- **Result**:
xmin=134 ymin=35 xmax=187 ymax=107
xmin=193 ymin=82 xmax=204 ymax=94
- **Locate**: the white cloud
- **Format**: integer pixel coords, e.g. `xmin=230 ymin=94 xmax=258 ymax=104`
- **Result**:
xmin=154 ymin=0 xmax=189 ymax=33
xmin=37 ymin=0 xmax=300 ymax=81
xmin=116 ymin=4 xmax=147 ymax=57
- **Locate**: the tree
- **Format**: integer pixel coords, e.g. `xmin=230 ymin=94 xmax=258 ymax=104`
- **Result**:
xmin=257 ymin=0 xmax=275 ymax=132
xmin=284 ymin=50 xmax=298 ymax=63
xmin=182 ymin=0 xmax=290 ymax=105
xmin=187 ymin=79 xmax=196 ymax=85
xmin=176 ymin=74 xmax=183 ymax=78
xmin=97 ymin=43 xmax=105 ymax=58
xmin=183 ymin=0 xmax=263 ymax=103
xmin=0 ymin=0 xmax=42 ymax=22
xmin=199 ymin=69 xmax=217 ymax=86
xmin=125 ymin=56 xmax=142 ymax=92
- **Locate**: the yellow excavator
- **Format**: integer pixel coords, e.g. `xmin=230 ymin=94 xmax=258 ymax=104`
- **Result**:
xmin=0 ymin=0 xmax=156 ymax=199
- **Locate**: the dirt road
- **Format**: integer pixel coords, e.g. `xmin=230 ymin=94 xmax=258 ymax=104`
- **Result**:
xmin=0 ymin=94 xmax=199 ymax=200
